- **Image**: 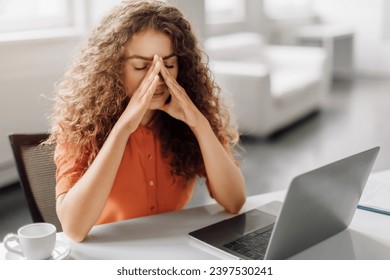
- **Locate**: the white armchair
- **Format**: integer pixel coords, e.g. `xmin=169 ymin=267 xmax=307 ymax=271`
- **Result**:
xmin=205 ymin=32 xmax=329 ymax=137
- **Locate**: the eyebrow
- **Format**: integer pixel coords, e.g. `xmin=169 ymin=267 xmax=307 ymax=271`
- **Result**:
xmin=125 ymin=53 xmax=177 ymax=61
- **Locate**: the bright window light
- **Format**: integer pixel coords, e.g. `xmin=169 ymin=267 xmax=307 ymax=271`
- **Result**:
xmin=0 ymin=0 xmax=72 ymax=32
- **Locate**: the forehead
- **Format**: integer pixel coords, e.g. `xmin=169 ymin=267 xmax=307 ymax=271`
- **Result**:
xmin=124 ymin=28 xmax=174 ymax=59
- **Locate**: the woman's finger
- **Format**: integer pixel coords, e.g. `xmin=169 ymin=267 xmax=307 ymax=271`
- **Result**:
xmin=146 ymin=75 xmax=160 ymax=98
xmin=137 ymin=55 xmax=161 ymax=94
xmin=159 ymin=61 xmax=185 ymax=100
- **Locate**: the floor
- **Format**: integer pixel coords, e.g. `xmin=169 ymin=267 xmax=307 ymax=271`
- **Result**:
xmin=1 ymin=78 xmax=390 ymax=240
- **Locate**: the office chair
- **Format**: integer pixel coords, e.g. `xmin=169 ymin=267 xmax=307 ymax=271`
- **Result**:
xmin=8 ymin=133 xmax=62 ymax=232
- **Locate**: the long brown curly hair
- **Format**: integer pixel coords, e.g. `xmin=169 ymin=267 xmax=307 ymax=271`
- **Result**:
xmin=48 ymin=0 xmax=239 ymax=179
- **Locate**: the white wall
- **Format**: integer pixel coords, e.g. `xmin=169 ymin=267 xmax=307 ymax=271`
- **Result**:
xmin=168 ymin=0 xmax=267 ymax=42
xmin=0 ymin=35 xmax=83 ymax=187
xmin=204 ymin=0 xmax=267 ymax=39
xmin=314 ymin=0 xmax=390 ymax=78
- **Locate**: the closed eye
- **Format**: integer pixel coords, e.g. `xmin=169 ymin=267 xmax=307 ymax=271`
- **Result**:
xmin=165 ymin=65 xmax=174 ymax=69
xmin=134 ymin=66 xmax=147 ymax=70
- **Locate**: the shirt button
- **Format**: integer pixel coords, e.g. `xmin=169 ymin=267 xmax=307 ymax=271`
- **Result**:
xmin=150 ymin=206 xmax=156 ymax=212
xmin=148 ymin=154 xmax=153 ymax=160
xmin=149 ymin=180 xmax=154 ymax=186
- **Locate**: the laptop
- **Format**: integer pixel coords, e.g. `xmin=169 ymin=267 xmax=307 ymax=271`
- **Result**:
xmin=189 ymin=147 xmax=380 ymax=260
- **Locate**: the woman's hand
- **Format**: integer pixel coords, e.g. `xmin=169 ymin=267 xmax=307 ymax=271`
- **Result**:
xmin=119 ymin=55 xmax=161 ymax=134
xmin=159 ymin=60 xmax=245 ymax=213
xmin=159 ymin=59 xmax=206 ymax=129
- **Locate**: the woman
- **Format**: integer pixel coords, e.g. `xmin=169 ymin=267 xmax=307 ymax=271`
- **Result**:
xmin=48 ymin=0 xmax=245 ymax=242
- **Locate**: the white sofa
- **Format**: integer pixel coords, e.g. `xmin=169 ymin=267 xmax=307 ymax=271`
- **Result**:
xmin=205 ymin=33 xmax=329 ymax=137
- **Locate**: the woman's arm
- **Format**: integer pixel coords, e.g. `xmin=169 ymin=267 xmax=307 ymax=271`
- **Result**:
xmin=159 ymin=60 xmax=246 ymax=213
xmin=56 ymin=56 xmax=162 ymax=242
xmin=191 ymin=118 xmax=245 ymax=213
xmin=191 ymin=119 xmax=246 ymax=213
xmin=56 ymin=125 xmax=131 ymax=242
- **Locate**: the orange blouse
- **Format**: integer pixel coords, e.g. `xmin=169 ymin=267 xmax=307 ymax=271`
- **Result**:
xmin=54 ymin=125 xmax=196 ymax=225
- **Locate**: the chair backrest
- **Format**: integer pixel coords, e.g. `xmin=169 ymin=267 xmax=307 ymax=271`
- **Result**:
xmin=8 ymin=133 xmax=62 ymax=232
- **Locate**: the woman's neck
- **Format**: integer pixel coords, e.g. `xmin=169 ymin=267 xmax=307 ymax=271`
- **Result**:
xmin=140 ymin=110 xmax=155 ymax=126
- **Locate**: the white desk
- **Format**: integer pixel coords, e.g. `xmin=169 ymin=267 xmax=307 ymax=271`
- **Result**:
xmin=1 ymin=172 xmax=390 ymax=260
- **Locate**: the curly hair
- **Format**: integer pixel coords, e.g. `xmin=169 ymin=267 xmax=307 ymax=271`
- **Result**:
xmin=48 ymin=0 xmax=239 ymax=179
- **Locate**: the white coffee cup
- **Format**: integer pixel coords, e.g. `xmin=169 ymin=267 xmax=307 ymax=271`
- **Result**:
xmin=3 ymin=223 xmax=57 ymax=260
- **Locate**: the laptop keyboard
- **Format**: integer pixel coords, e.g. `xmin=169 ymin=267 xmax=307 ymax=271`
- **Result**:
xmin=222 ymin=224 xmax=274 ymax=260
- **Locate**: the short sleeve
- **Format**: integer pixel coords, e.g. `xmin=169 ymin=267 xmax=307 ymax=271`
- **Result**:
xmin=54 ymin=141 xmax=89 ymax=198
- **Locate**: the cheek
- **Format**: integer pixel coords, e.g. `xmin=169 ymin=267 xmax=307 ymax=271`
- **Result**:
xmin=124 ymin=71 xmax=145 ymax=96
xmin=168 ymin=67 xmax=179 ymax=80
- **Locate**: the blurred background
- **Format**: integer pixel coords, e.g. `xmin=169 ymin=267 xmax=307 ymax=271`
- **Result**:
xmin=1 ymin=0 xmax=389 ymax=238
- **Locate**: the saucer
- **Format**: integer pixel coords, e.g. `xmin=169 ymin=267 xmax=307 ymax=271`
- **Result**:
xmin=5 ymin=240 xmax=71 ymax=260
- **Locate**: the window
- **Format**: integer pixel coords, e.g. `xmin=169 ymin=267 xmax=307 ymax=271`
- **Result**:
xmin=0 ymin=0 xmax=73 ymax=32
xmin=205 ymin=0 xmax=246 ymax=24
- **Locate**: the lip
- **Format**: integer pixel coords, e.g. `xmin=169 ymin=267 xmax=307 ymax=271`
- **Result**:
xmin=153 ymin=86 xmax=168 ymax=97
xmin=153 ymin=91 xmax=165 ymax=97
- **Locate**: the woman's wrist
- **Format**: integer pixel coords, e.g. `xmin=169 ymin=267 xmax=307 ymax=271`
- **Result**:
xmin=112 ymin=116 xmax=135 ymax=140
xmin=190 ymin=115 xmax=210 ymax=136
